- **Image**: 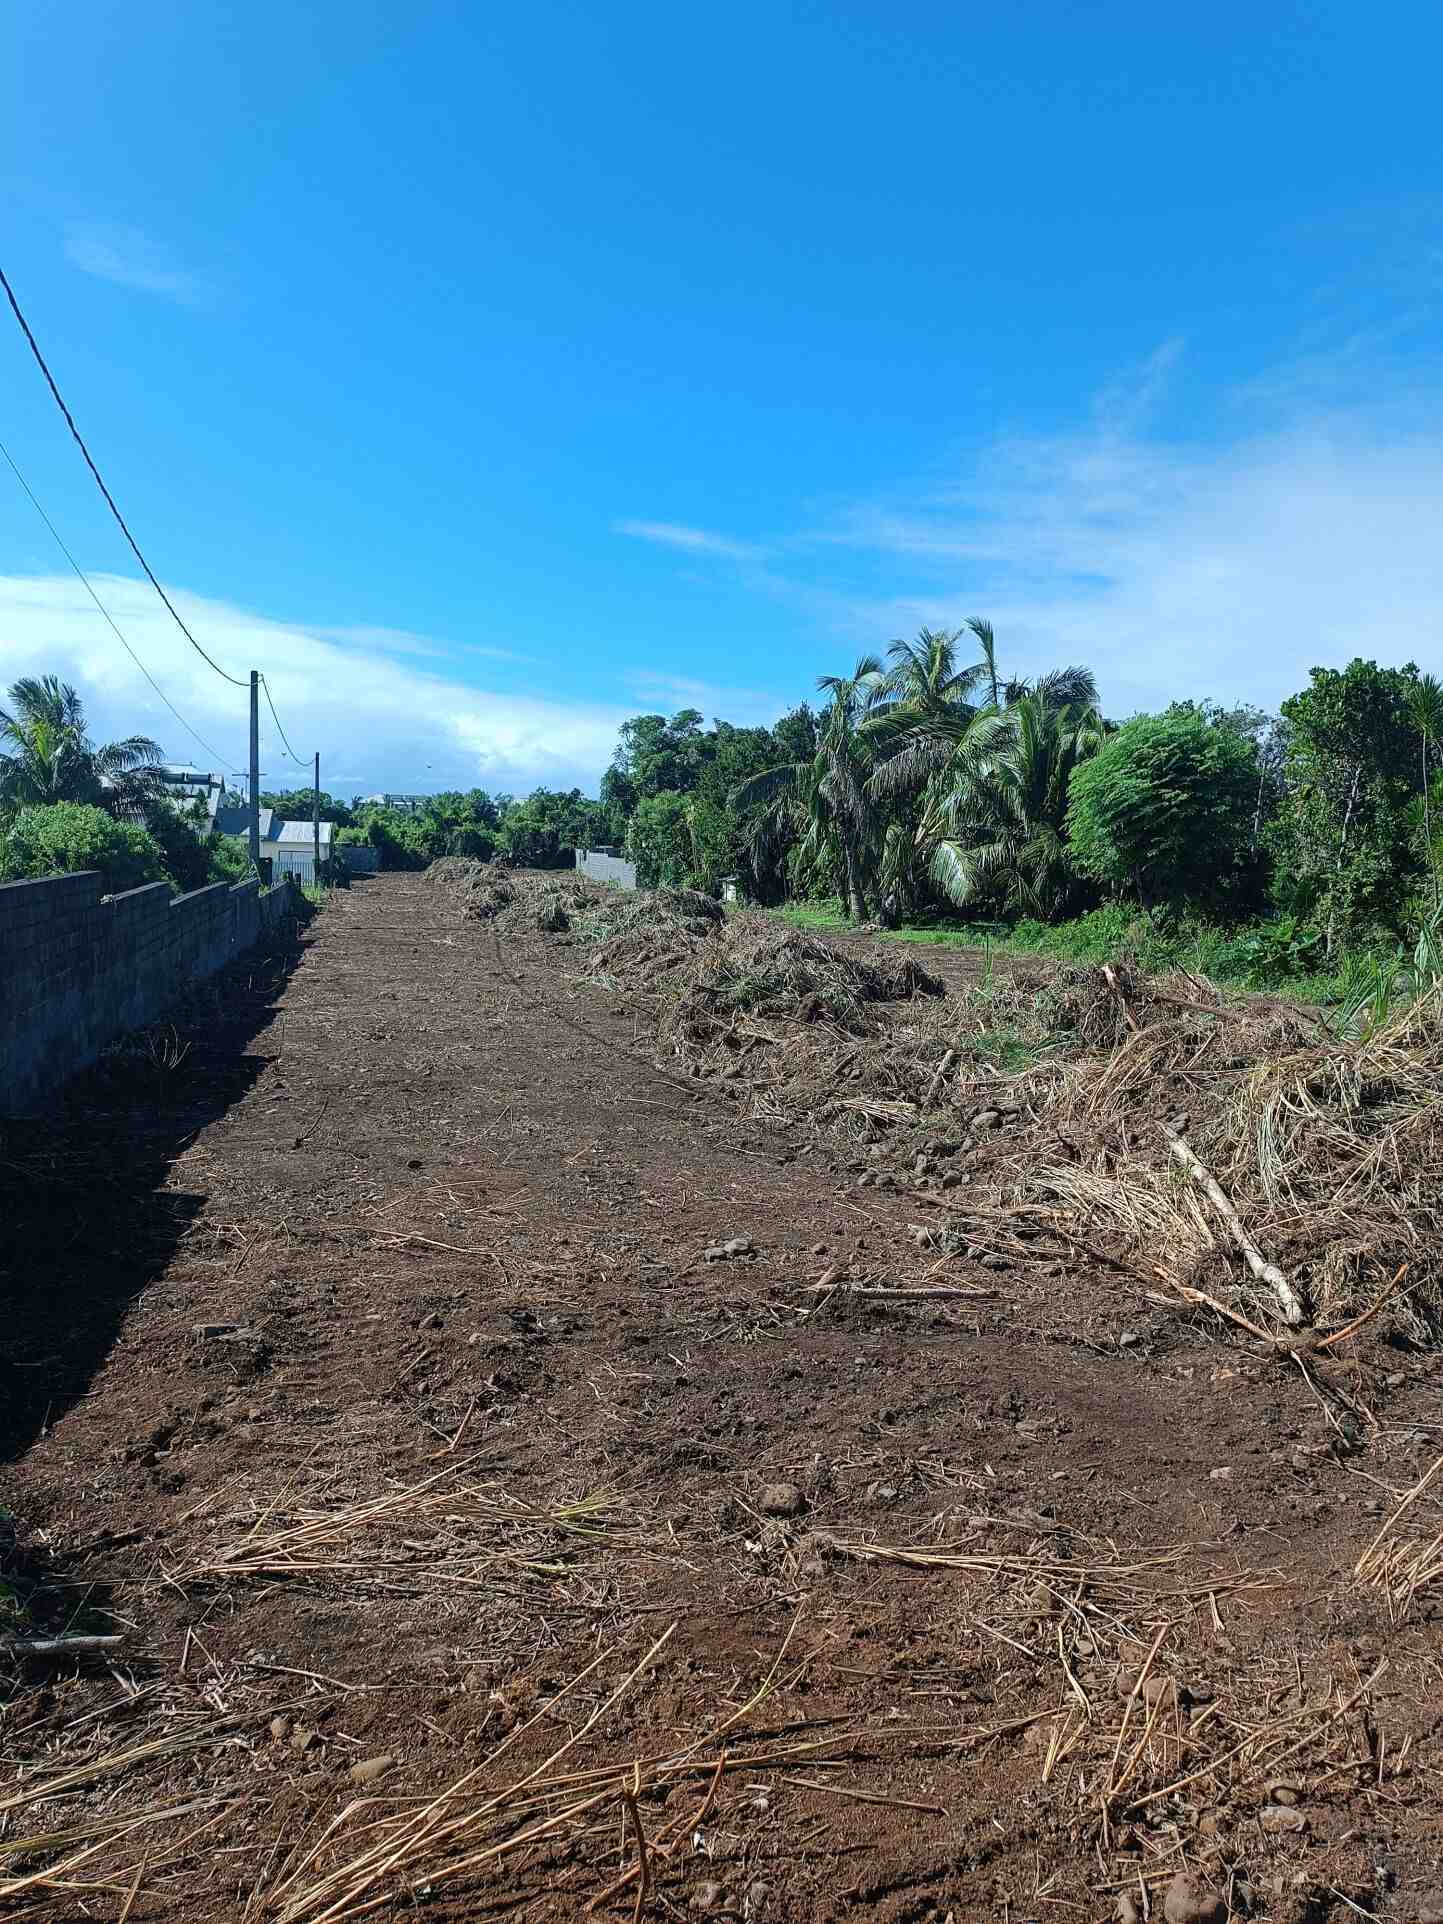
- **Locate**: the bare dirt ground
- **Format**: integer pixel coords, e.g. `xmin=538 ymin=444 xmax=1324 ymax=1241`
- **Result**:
xmin=3 ymin=871 xmax=1442 ymax=1924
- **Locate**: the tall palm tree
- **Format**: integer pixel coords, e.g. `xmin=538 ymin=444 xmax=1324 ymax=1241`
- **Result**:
xmin=921 ymin=687 xmax=1104 ymax=919
xmin=731 ymin=656 xmax=887 ymax=921
xmin=0 ymin=675 xmax=167 ymax=816
xmin=867 ymin=623 xmax=1101 ymax=921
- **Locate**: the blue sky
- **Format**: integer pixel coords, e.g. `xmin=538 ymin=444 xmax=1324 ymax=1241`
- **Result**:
xmin=2 ymin=1 xmax=1442 ymax=794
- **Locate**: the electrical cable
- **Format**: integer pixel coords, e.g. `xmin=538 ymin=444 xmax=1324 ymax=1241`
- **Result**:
xmin=0 ymin=432 xmax=242 ymax=775
xmin=259 ymin=673 xmax=307 ymax=766
xmin=0 ymin=262 xmax=248 ymax=687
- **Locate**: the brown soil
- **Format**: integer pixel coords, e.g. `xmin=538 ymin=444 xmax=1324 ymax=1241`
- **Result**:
xmin=3 ymin=874 xmax=1441 ymax=1924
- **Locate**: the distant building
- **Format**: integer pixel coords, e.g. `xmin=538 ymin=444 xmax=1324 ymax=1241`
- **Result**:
xmin=214 ymin=806 xmax=334 ymax=884
xmin=362 ymin=793 xmax=428 ymax=812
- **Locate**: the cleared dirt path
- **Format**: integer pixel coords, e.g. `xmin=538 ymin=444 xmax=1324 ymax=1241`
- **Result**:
xmin=3 ymin=874 xmax=1440 ymax=1922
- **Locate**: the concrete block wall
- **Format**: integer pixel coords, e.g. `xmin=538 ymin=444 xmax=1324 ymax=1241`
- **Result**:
xmin=575 ymin=848 xmax=637 ymax=889
xmin=0 ymin=870 xmax=297 ymax=1118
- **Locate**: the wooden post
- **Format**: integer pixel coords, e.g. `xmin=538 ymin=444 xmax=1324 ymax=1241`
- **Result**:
xmin=313 ymin=751 xmax=321 ymax=885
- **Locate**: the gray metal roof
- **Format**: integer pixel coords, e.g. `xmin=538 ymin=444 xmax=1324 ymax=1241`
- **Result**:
xmin=274 ymin=818 xmax=333 ymax=844
xmin=214 ymin=805 xmax=272 ymax=840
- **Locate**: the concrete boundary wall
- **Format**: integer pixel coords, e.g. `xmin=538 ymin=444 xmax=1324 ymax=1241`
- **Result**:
xmin=0 ymin=870 xmax=298 ymax=1118
xmin=575 ymin=848 xmax=637 ymax=889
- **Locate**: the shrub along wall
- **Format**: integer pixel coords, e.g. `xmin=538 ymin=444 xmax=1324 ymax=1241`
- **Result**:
xmin=0 ymin=869 xmax=298 ymax=1118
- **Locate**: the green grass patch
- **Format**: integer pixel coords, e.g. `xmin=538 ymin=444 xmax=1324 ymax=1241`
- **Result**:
xmin=773 ymin=898 xmax=1354 ymax=1003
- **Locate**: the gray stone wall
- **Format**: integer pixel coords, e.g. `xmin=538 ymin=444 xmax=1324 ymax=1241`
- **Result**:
xmin=0 ymin=870 xmax=298 ymax=1118
xmin=575 ymin=848 xmax=637 ymax=889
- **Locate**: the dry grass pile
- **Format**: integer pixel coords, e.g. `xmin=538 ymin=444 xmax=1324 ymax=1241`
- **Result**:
xmin=581 ymin=886 xmax=725 ymax=990
xmin=426 ymin=858 xmax=520 ymax=921
xmin=664 ymin=918 xmax=942 ymax=1037
xmin=1017 ymin=977 xmax=1443 ymax=1340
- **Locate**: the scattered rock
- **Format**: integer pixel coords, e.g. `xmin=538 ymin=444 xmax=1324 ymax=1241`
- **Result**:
xmin=970 ymin=1108 xmax=1002 ymax=1132
xmin=1209 ymin=1466 xmax=1234 ymax=1483
xmin=704 ymin=1237 xmax=754 ymax=1262
xmin=1115 ymin=1670 xmax=1184 ymax=1710
xmin=692 ymin=1881 xmax=732 ymax=1914
xmin=1267 ymin=1782 xmax=1302 ymax=1805
xmin=758 ymin=1482 xmax=805 ymax=1518
xmin=1119 ymin=1329 xmax=1141 ymax=1347
xmin=1117 ymin=1896 xmax=1141 ymax=1924
xmin=1163 ymin=1870 xmax=1227 ymax=1924
xmin=1259 ymin=1803 xmax=1308 ymax=1834
xmin=193 ymin=1323 xmax=243 ymax=1341
xmin=290 ymin=1725 xmax=319 ymax=1753
xmin=269 ymin=1715 xmax=292 ymax=1743
xmin=1412 ymin=1893 xmax=1443 ymax=1924
xmin=349 ymin=1755 xmax=395 ymax=1786
xmin=743 ymin=1878 xmax=771 ymax=1920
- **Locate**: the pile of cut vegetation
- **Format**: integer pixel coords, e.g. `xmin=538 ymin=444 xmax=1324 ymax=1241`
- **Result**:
xmin=662 ymin=919 xmax=943 ymax=1039
xmin=427 ymin=857 xmax=518 ymax=920
xmin=583 ymin=887 xmax=725 ymax=990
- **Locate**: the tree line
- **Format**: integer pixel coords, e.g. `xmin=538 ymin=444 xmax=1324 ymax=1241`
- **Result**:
xmin=602 ymin=626 xmax=1442 ymax=963
xmin=6 ymin=633 xmax=1440 ymax=978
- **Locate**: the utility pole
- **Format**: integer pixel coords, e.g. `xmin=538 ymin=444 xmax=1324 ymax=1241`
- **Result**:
xmin=313 ymin=751 xmax=321 ymax=885
xmin=248 ymin=670 xmax=261 ymax=875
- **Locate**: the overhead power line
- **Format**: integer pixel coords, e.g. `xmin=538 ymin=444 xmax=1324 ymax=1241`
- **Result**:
xmin=0 ymin=432 xmax=242 ymax=775
xmin=259 ymin=673 xmax=307 ymax=766
xmin=0 ymin=262 xmax=248 ymax=688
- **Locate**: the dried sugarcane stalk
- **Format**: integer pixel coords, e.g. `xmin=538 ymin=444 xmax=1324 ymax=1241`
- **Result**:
xmin=924 ymin=1048 xmax=957 ymax=1108
xmin=2 ymin=1634 xmax=126 ymax=1656
xmin=1166 ymin=1131 xmax=1305 ymax=1326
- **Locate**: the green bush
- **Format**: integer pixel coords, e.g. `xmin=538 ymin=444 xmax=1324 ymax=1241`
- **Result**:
xmin=3 ymin=802 xmax=167 ymax=895
xmin=1067 ymin=710 xmax=1261 ymax=914
xmin=205 ymin=834 xmax=252 ymax=883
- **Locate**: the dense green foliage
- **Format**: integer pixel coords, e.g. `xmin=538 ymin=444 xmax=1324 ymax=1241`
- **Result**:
xmin=1267 ymin=661 xmax=1427 ymax=953
xmin=8 ymin=640 xmax=1439 ymax=989
xmin=1067 ymin=707 xmax=1260 ymax=913
xmin=3 ymin=802 xmax=168 ymax=895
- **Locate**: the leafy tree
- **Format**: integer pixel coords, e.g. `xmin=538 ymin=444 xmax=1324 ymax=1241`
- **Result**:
xmin=626 ymin=791 xmax=694 ymax=887
xmin=1066 ymin=708 xmax=1260 ymax=915
xmin=3 ymin=802 xmax=167 ymax=895
xmin=260 ymin=788 xmax=355 ymax=826
xmin=1269 ymin=660 xmax=1424 ymax=953
xmin=0 ymin=676 xmax=166 ymax=817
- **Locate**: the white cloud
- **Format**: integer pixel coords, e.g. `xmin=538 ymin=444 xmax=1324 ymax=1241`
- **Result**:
xmin=0 ymin=574 xmax=628 ymax=795
xmin=652 ymin=343 xmax=1443 ymax=716
xmin=64 ymin=223 xmax=204 ymax=301
xmin=615 ymin=519 xmax=761 ymax=561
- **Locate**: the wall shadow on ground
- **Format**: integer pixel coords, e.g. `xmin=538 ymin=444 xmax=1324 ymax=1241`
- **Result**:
xmin=0 ymin=913 xmax=312 ymax=1465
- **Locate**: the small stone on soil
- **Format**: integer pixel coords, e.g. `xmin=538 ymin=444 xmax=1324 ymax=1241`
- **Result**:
xmin=1163 ymin=1870 xmax=1227 ymax=1924
xmin=349 ymin=1755 xmax=395 ymax=1785
xmin=692 ymin=1881 xmax=732 ymax=1914
xmin=1259 ymin=1803 xmax=1308 ymax=1834
xmin=758 ymin=1482 xmax=805 ymax=1518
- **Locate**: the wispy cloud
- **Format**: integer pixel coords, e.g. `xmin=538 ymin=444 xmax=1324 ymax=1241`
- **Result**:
xmin=644 ymin=340 xmax=1443 ymax=717
xmin=614 ymin=519 xmax=761 ymax=561
xmin=64 ymin=222 xmax=205 ymax=302
xmin=0 ymin=575 xmax=627 ymax=794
